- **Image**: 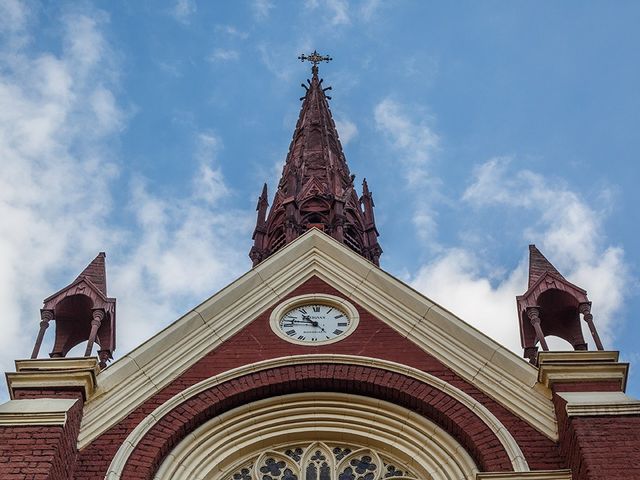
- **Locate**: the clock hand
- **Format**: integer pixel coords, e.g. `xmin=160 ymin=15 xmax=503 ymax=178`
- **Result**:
xmin=284 ymin=319 xmax=314 ymax=325
xmin=301 ymin=315 xmax=320 ymax=327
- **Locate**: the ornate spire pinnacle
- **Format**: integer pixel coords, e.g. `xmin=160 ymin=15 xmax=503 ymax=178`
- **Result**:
xmin=250 ymin=53 xmax=382 ymax=266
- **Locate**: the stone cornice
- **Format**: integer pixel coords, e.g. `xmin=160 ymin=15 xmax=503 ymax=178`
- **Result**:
xmin=557 ymin=391 xmax=640 ymax=417
xmin=6 ymin=357 xmax=100 ymax=400
xmin=537 ymin=351 xmax=619 ymax=364
xmin=537 ymin=351 xmax=628 ymax=391
xmin=0 ymin=398 xmax=78 ymax=426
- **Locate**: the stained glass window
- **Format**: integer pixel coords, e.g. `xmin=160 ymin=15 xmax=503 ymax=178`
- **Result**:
xmin=225 ymin=442 xmax=418 ymax=480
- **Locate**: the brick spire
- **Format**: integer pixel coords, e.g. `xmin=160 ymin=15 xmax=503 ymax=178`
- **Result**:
xmin=74 ymin=251 xmax=107 ymax=295
xmin=528 ymin=244 xmax=564 ymax=288
xmin=250 ymin=54 xmax=382 ymax=266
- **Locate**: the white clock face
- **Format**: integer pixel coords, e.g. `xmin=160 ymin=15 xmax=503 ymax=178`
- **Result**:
xmin=279 ymin=303 xmax=351 ymax=343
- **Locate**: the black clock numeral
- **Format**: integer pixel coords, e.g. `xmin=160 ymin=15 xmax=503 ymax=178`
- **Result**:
xmin=311 ymin=337 xmax=317 ymax=341
xmin=326 ymin=335 xmax=330 ymax=339
xmin=313 ymin=305 xmax=320 ymax=312
xmin=298 ymin=335 xmax=305 ymax=340
xmin=326 ymin=308 xmax=333 ymax=314
xmin=282 ymin=322 xmax=293 ymax=327
xmin=299 ymin=308 xmax=307 ymax=314
xmin=337 ymin=322 xmax=348 ymax=327
xmin=333 ymin=329 xmax=343 ymax=335
xmin=286 ymin=330 xmax=296 ymax=336
xmin=334 ymin=314 xmax=344 ymax=319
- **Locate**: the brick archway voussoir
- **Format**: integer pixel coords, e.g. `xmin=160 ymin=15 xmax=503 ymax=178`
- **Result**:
xmin=120 ymin=363 xmax=514 ymax=479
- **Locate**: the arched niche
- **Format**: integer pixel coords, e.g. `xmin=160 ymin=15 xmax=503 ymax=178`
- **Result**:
xmin=52 ymin=293 xmax=95 ymax=356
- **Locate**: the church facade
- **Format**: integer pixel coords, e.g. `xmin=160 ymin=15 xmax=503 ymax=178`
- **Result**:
xmin=1 ymin=54 xmax=639 ymax=480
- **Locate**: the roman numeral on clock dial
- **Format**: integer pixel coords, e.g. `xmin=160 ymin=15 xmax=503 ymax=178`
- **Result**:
xmin=278 ymin=303 xmax=351 ymax=344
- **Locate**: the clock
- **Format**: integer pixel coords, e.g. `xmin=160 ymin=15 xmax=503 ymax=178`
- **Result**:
xmin=269 ymin=294 xmax=360 ymax=346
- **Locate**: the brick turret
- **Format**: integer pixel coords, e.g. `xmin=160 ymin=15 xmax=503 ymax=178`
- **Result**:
xmin=517 ymin=245 xmax=604 ymax=363
xmin=31 ymin=252 xmax=116 ymax=368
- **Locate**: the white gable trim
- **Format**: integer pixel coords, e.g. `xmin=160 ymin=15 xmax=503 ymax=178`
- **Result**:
xmin=80 ymin=230 xmax=556 ymax=449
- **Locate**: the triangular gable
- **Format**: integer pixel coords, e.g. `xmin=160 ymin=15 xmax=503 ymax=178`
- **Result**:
xmin=43 ymin=277 xmax=109 ymax=308
xmin=297 ymin=176 xmax=328 ymax=200
xmin=519 ymin=270 xmax=588 ymax=307
xmin=79 ymin=229 xmax=556 ymax=447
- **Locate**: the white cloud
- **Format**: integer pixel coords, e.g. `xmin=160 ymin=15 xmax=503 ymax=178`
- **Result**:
xmin=171 ymin=0 xmax=197 ymax=24
xmin=0 ymin=9 xmax=122 ymax=380
xmin=411 ymin=249 xmax=526 ymax=352
xmin=193 ymin=132 xmax=230 ymax=204
xmin=305 ymin=0 xmax=350 ymax=26
xmin=374 ymin=98 xmax=441 ymax=242
xmin=374 ymin=98 xmax=439 ymax=187
xmin=208 ymin=48 xmax=240 ymax=62
xmin=215 ymin=24 xmax=249 ymax=40
xmin=334 ymin=117 xmax=358 ymax=145
xmin=410 ymin=157 xmax=629 ymax=357
xmin=0 ymin=0 xmax=30 ymax=48
xmin=360 ymin=0 xmax=382 ymax=22
xmin=0 ymin=5 xmax=251 ymax=401
xmin=258 ymin=42 xmax=310 ymax=81
xmin=252 ymin=0 xmax=274 ymax=21
xmin=112 ymin=167 xmax=250 ymax=347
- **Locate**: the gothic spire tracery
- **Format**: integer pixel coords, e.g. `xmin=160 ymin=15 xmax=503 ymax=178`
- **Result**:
xmin=250 ymin=54 xmax=382 ymax=266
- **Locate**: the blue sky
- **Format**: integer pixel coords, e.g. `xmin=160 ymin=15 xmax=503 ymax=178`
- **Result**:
xmin=0 ymin=0 xmax=639 ymax=401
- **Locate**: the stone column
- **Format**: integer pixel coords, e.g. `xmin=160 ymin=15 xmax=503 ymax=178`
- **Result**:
xmin=31 ymin=309 xmax=54 ymax=359
xmin=527 ymin=307 xmax=549 ymax=351
xmin=84 ymin=309 xmax=105 ymax=357
xmin=579 ymin=302 xmax=604 ymax=351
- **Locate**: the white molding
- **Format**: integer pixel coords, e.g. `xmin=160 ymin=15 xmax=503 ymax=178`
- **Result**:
xmin=7 ymin=357 xmax=100 ymax=400
xmin=0 ymin=399 xmax=77 ymax=426
xmin=268 ymin=293 xmax=360 ymax=346
xmin=81 ymin=230 xmax=556 ymax=448
xmin=538 ymin=363 xmax=629 ymax=390
xmin=557 ymin=391 xmax=640 ymax=417
xmin=103 ymin=355 xmax=529 ymax=477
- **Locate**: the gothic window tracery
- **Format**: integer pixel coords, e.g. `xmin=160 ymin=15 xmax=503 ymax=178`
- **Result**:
xmin=224 ymin=442 xmax=418 ymax=480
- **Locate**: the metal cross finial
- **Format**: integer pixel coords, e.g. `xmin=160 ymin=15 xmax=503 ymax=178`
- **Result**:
xmin=298 ymin=50 xmax=332 ymax=66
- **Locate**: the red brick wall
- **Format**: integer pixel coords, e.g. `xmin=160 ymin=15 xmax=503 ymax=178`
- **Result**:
xmin=70 ymin=276 xmax=563 ymax=478
xmin=554 ymin=393 xmax=640 ymax=479
xmin=0 ymin=399 xmax=83 ymax=480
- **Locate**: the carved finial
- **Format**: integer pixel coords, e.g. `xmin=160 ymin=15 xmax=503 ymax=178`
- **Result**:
xmin=298 ymin=50 xmax=332 ymax=77
xmin=298 ymin=50 xmax=333 ymax=66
